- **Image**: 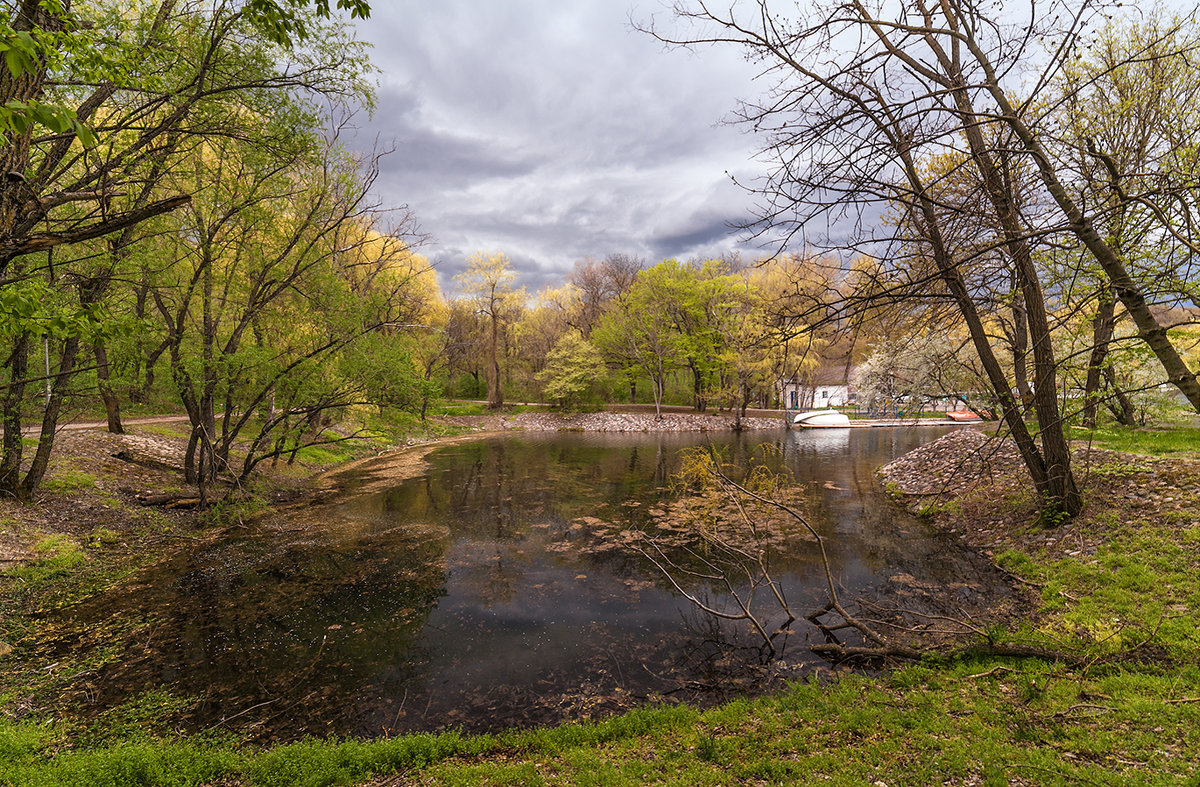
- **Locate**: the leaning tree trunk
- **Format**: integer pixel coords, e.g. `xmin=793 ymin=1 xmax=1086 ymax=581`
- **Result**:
xmin=894 ymin=137 xmax=1056 ymax=509
xmin=948 ymin=77 xmax=1080 ymax=517
xmin=21 ymin=336 xmax=80 ymax=499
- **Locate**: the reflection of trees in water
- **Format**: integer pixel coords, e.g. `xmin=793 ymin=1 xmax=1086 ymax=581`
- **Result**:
xmin=673 ymin=608 xmax=794 ymax=695
xmin=40 ymin=428 xmax=1015 ymax=740
xmin=48 ymin=525 xmax=450 ymax=742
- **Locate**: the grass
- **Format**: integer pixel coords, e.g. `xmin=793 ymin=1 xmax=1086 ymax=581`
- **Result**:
xmin=0 ymin=531 xmax=148 ymax=648
xmin=4 ymin=534 xmax=85 ymax=585
xmin=1 ymin=662 xmax=1198 ymax=785
xmin=39 ymin=468 xmax=98 ymax=493
xmin=3 ymin=422 xmax=1200 ymax=785
xmin=427 ymin=401 xmax=489 ymax=417
xmin=1068 ymin=423 xmax=1200 ymax=458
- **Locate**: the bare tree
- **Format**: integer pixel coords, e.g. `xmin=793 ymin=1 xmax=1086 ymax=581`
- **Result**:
xmin=640 ymin=0 xmax=1200 ymax=518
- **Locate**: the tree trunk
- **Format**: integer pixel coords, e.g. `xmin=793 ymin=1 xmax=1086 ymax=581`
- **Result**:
xmin=1082 ymin=289 xmax=1117 ymax=429
xmin=0 ymin=334 xmax=30 ymax=496
xmin=651 ymin=362 xmax=664 ymax=419
xmin=486 ymin=311 xmax=503 ymax=410
xmin=1010 ymin=282 xmax=1032 ymax=412
xmin=0 ymin=1 xmax=54 ymax=278
xmin=894 ymin=138 xmax=1056 ymax=509
xmin=1103 ymin=366 xmax=1138 ymax=426
xmin=947 ymin=78 xmax=1080 ymax=517
xmin=184 ymin=424 xmax=199 ymax=484
xmin=94 ymin=338 xmax=124 ymax=434
xmin=21 ymin=336 xmax=80 ymax=498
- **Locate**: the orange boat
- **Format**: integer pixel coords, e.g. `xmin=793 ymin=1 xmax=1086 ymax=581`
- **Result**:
xmin=945 ymin=410 xmax=982 ymax=422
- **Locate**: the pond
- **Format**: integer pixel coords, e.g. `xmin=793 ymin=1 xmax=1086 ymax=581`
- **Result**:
xmin=42 ymin=426 xmax=1017 ymax=741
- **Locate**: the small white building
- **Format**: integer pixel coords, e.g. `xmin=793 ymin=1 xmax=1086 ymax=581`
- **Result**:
xmin=779 ymin=365 xmax=856 ymax=410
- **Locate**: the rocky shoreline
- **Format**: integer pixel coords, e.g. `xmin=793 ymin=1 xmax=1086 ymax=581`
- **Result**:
xmin=877 ymin=427 xmax=1200 ymax=569
xmin=437 ymin=410 xmax=788 ymax=433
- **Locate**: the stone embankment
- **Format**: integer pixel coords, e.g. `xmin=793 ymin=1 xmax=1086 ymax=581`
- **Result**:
xmin=439 ymin=411 xmax=787 ymax=432
xmin=507 ymin=411 xmax=784 ymax=431
xmin=878 ymin=427 xmax=1021 ymax=496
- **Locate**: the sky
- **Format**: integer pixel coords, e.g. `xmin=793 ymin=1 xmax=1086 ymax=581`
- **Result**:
xmin=345 ymin=2 xmax=773 ymax=295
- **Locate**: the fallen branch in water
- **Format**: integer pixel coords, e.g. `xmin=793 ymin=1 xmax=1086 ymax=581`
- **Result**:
xmin=633 ymin=448 xmax=1172 ymax=670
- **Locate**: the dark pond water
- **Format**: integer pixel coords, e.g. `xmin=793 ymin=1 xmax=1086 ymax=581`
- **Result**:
xmin=42 ymin=426 xmax=1013 ymax=741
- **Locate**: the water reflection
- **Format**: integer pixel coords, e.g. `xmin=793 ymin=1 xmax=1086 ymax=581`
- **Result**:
xmin=40 ymin=426 xmax=1013 ymax=741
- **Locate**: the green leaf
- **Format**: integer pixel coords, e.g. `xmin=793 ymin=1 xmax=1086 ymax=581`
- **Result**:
xmin=72 ymin=120 xmax=96 ymax=148
xmin=4 ymin=48 xmax=24 ymax=79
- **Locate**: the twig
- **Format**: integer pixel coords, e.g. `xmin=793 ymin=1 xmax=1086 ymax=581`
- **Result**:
xmin=1056 ymin=703 xmax=1114 ymax=717
xmin=966 ymin=665 xmax=1013 ymax=680
xmin=208 ymin=697 xmax=280 ymax=729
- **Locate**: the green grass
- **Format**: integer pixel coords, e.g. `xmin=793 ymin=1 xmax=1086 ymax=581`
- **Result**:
xmin=2 ymin=663 xmax=1198 ymax=785
xmin=3 ymin=535 xmax=85 ymax=584
xmin=40 ymin=469 xmax=98 ymax=493
xmin=0 ymin=533 xmax=150 ymax=650
xmin=427 ymin=401 xmax=488 ymax=417
xmin=1068 ymin=423 xmax=1200 ymax=457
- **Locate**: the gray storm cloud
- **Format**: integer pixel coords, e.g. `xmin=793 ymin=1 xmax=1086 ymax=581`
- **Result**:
xmin=348 ymin=2 xmax=773 ymax=292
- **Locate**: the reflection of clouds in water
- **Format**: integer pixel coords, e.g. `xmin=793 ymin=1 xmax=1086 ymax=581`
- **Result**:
xmin=787 ymin=427 xmax=852 ymax=453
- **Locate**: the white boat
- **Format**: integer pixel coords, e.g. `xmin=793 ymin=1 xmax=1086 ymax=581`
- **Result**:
xmin=792 ymin=409 xmax=852 ymax=428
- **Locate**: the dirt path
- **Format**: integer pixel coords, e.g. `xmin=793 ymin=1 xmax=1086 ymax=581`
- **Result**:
xmin=53 ymin=414 xmax=192 ymax=432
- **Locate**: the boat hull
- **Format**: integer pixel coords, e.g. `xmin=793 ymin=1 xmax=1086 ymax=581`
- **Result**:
xmin=792 ymin=409 xmax=852 ymax=428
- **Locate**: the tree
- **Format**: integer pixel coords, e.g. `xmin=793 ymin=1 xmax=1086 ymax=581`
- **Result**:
xmin=0 ymin=0 xmax=373 ymax=273
xmin=566 ymin=253 xmax=643 ymax=334
xmin=441 ymin=299 xmax=487 ymax=399
xmin=142 ymin=124 xmax=422 ymax=496
xmin=0 ymin=0 xmax=378 ymax=499
xmin=536 ymin=330 xmax=605 ymax=410
xmin=592 ymin=266 xmax=685 ymax=419
xmin=747 ymin=253 xmax=834 ymax=410
xmin=642 ymin=0 xmax=1200 ymax=518
xmin=853 ymin=333 xmax=987 ymax=416
xmin=510 ymin=284 xmax=576 ymax=401
xmin=456 ymin=252 xmax=524 ymax=410
xmin=652 ymin=259 xmax=736 ymax=411
xmin=1053 ymin=13 xmax=1200 ymax=427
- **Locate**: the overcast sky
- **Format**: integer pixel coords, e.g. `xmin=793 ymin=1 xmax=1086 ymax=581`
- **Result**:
xmin=346 ymin=2 xmax=773 ymax=294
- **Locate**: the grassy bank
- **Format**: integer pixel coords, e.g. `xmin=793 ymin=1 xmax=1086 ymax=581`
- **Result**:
xmin=2 ymin=424 xmax=1199 ymax=785
xmin=2 ymin=658 xmax=1197 ymax=785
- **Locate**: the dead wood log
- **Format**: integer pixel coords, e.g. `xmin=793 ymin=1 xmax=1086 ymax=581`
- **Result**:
xmin=134 ymin=491 xmax=202 ymax=508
